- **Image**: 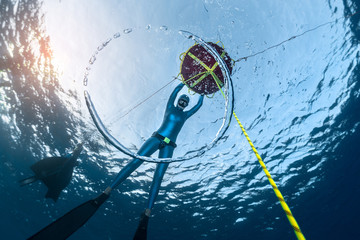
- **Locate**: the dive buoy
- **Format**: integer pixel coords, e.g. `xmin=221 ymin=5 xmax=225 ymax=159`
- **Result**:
xmin=180 ymin=42 xmax=233 ymax=95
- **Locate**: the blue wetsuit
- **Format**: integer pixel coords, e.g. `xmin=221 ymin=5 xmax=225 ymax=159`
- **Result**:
xmin=110 ymin=83 xmax=203 ymax=210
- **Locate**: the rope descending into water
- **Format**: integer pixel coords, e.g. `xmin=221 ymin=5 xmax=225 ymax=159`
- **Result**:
xmin=233 ymin=113 xmax=305 ymax=240
xmin=211 ymin=72 xmax=305 ymax=240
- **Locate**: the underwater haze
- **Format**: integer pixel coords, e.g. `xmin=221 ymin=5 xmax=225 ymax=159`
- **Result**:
xmin=1 ymin=0 xmax=360 ymax=239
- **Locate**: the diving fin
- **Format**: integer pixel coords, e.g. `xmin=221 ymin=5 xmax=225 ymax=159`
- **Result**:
xmin=28 ymin=191 xmax=110 ymax=240
xmin=19 ymin=176 xmax=38 ymax=186
xmin=133 ymin=210 xmax=150 ymax=240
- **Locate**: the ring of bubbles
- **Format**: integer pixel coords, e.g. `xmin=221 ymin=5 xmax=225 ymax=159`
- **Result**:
xmin=83 ymin=28 xmax=234 ymax=163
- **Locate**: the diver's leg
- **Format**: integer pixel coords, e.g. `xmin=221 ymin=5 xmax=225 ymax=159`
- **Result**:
xmin=110 ymin=137 xmax=160 ymax=189
xmin=146 ymin=145 xmax=174 ymax=211
xmin=146 ymin=163 xmax=169 ymax=210
xmin=134 ymin=145 xmax=174 ymax=239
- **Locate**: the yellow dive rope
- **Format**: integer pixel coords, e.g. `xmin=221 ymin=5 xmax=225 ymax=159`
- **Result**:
xmin=232 ymin=113 xmax=305 ymax=240
xmin=216 ymin=82 xmax=305 ymax=240
xmin=181 ymin=45 xmax=305 ymax=240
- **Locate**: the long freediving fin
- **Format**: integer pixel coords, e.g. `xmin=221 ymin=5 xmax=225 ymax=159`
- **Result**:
xmin=133 ymin=210 xmax=150 ymax=240
xmin=19 ymin=176 xmax=38 ymax=186
xmin=28 ymin=190 xmax=110 ymax=240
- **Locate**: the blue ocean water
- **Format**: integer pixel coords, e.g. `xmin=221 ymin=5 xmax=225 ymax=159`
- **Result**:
xmin=1 ymin=0 xmax=360 ymax=239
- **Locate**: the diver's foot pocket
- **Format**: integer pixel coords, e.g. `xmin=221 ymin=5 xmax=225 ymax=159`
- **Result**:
xmin=133 ymin=210 xmax=150 ymax=240
xmin=93 ymin=192 xmax=110 ymax=207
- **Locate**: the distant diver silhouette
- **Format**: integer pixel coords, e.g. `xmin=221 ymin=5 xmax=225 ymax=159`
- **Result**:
xmin=19 ymin=143 xmax=83 ymax=202
xmin=27 ymin=83 xmax=204 ymax=240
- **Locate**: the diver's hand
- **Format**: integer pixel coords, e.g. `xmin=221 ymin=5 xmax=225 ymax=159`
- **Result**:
xmin=177 ymin=82 xmax=185 ymax=88
xmin=173 ymin=82 xmax=185 ymax=92
xmin=199 ymin=94 xmax=204 ymax=103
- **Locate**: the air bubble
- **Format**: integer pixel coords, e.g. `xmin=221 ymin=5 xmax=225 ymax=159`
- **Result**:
xmin=113 ymin=32 xmax=121 ymax=38
xmin=146 ymin=24 xmax=151 ymax=30
xmin=83 ymin=76 xmax=88 ymax=86
xmin=160 ymin=25 xmax=168 ymax=31
xmin=103 ymin=38 xmax=112 ymax=47
xmin=89 ymin=55 xmax=96 ymax=64
xmin=123 ymin=28 xmax=132 ymax=34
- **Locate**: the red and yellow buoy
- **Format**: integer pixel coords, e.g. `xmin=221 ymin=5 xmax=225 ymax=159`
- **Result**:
xmin=180 ymin=42 xmax=233 ymax=95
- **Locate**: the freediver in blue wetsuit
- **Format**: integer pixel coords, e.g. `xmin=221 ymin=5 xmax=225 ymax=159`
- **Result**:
xmin=108 ymin=82 xmax=204 ymax=239
xmin=27 ymin=83 xmax=203 ymax=240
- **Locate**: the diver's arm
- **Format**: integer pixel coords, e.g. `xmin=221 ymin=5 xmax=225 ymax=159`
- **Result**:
xmin=166 ymin=83 xmax=185 ymax=109
xmin=186 ymin=95 xmax=204 ymax=118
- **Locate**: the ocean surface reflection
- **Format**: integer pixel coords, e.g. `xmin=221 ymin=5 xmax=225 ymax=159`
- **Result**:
xmin=1 ymin=0 xmax=360 ymax=239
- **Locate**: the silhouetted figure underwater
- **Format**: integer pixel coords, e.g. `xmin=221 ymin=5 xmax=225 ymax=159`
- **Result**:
xmin=19 ymin=143 xmax=83 ymax=202
xmin=27 ymin=83 xmax=204 ymax=240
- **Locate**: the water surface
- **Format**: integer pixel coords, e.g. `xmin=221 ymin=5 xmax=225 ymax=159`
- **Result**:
xmin=0 ymin=0 xmax=359 ymax=239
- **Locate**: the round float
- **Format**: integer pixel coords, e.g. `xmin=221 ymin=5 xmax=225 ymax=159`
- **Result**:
xmin=180 ymin=42 xmax=233 ymax=95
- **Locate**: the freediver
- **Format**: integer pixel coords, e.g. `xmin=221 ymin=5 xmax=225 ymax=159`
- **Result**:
xmin=116 ymin=82 xmax=204 ymax=239
xmin=28 ymin=83 xmax=204 ymax=240
xmin=19 ymin=143 xmax=83 ymax=202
